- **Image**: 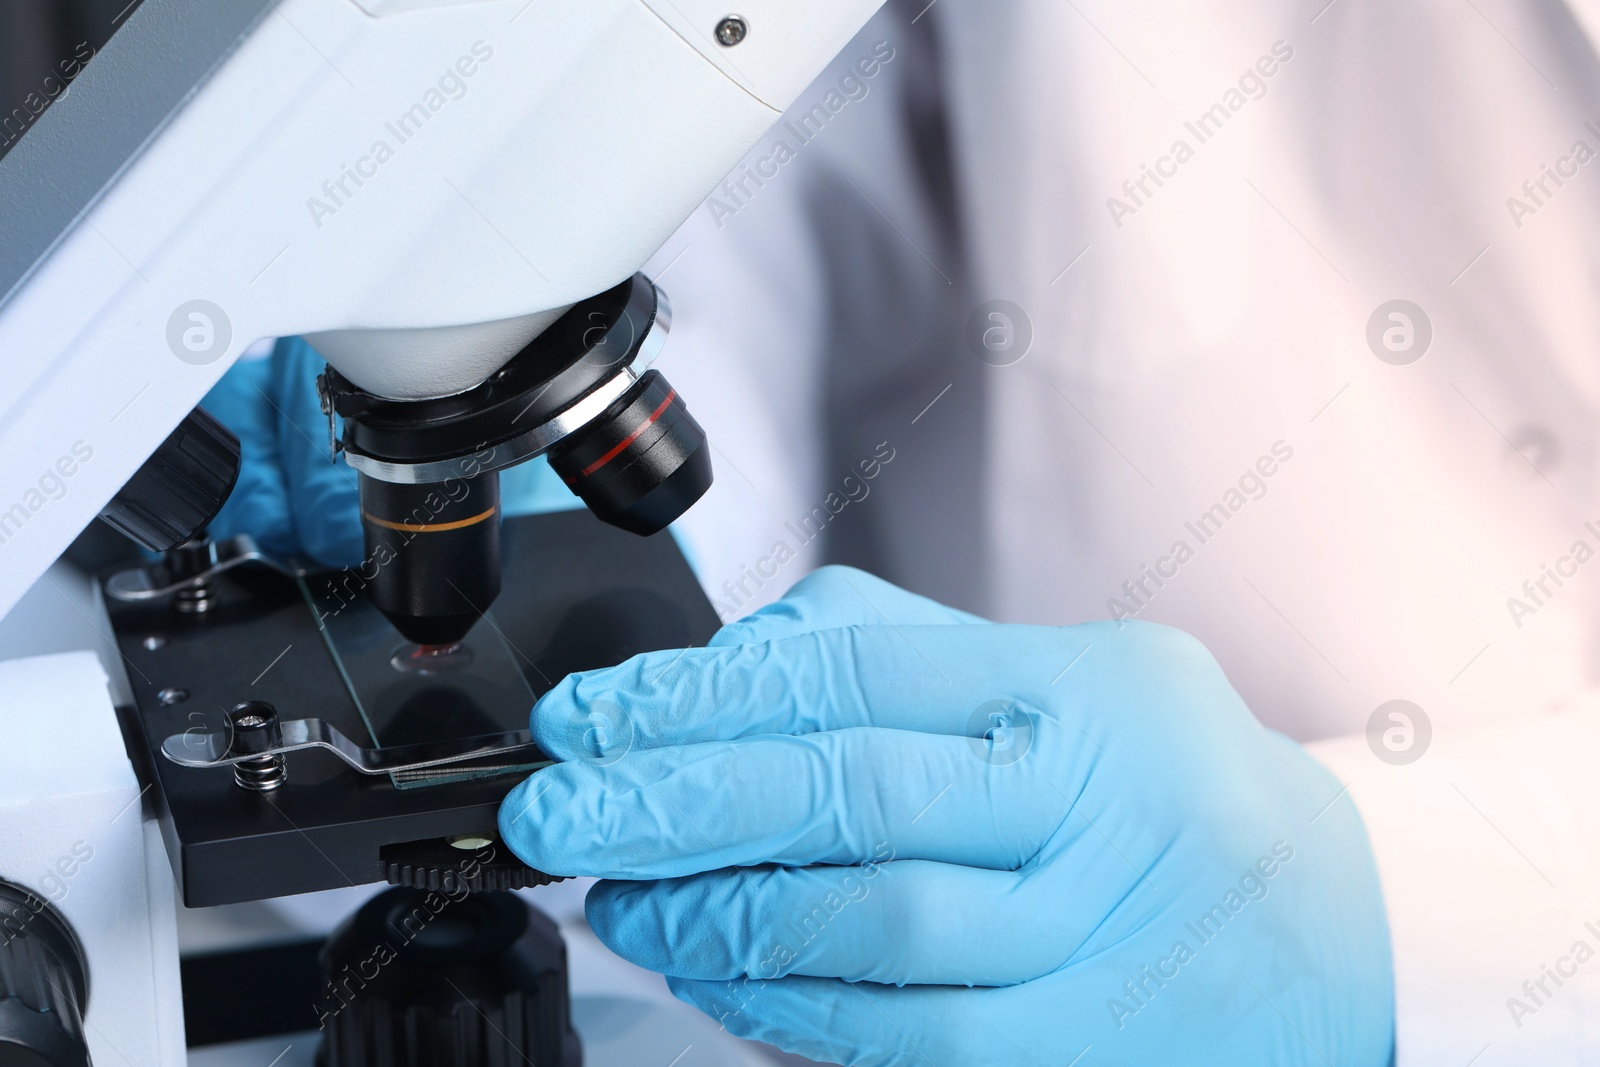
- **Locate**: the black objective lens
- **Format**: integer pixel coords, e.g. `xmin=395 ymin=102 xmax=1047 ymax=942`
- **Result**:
xmin=359 ymin=472 xmax=501 ymax=646
xmin=547 ymin=371 xmax=712 ymax=537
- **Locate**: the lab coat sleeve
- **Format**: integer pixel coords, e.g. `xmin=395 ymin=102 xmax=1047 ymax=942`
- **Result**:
xmin=1308 ymin=707 xmax=1600 ymax=1065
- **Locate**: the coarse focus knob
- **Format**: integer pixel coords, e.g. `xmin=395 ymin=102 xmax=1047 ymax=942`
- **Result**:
xmin=317 ymin=888 xmax=580 ymax=1067
xmin=0 ymin=884 xmax=90 ymax=1067
xmin=98 ymin=405 xmax=240 ymax=553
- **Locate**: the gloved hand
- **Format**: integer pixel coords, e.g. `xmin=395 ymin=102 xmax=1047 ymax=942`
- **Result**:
xmin=498 ymin=566 xmax=1395 ymax=1066
xmin=203 ymin=338 xmax=578 ymax=568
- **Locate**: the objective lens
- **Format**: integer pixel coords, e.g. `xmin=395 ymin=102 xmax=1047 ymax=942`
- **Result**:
xmin=359 ymin=472 xmax=501 ymax=647
xmin=547 ymin=370 xmax=712 ymax=536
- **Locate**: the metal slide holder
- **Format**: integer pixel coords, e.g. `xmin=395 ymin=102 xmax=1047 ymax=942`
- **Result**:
xmin=104 ymin=533 xmax=305 ymax=602
xmin=163 ymin=711 xmax=549 ymax=786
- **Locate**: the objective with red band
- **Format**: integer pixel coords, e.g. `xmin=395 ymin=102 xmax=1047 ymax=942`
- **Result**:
xmin=547 ymin=370 xmax=713 ymax=537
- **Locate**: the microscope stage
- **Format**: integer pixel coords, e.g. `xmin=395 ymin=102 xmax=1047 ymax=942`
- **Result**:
xmin=106 ymin=510 xmax=719 ymax=907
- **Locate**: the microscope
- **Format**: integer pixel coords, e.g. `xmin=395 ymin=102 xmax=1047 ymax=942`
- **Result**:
xmin=0 ymin=1 xmax=882 ymax=1063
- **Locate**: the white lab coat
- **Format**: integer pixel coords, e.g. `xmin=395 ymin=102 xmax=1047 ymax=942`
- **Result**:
xmin=646 ymin=1 xmax=1600 ymax=1061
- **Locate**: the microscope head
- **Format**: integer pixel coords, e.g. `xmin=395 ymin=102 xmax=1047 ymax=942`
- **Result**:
xmin=322 ymin=274 xmax=710 ymax=647
xmin=0 ymin=0 xmax=886 ymax=622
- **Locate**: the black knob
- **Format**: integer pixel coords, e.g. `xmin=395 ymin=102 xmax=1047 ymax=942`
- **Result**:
xmin=98 ymin=405 xmax=241 ymax=553
xmin=547 ymin=370 xmax=712 ymax=537
xmin=0 ymin=884 xmax=90 ymax=1067
xmin=317 ymin=888 xmax=580 ymax=1067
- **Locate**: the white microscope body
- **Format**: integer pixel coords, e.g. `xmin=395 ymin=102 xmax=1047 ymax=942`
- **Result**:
xmin=0 ymin=0 xmax=882 ymax=616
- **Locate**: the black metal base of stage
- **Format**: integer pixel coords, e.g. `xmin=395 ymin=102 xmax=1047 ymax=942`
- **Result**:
xmin=107 ymin=510 xmax=718 ymax=907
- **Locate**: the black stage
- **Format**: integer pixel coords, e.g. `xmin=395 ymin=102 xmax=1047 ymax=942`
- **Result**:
xmin=106 ymin=510 xmax=718 ymax=907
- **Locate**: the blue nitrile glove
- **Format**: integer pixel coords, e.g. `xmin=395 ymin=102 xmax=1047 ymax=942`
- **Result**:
xmin=203 ymin=338 xmax=579 ymax=568
xmin=498 ymin=566 xmax=1395 ymax=1066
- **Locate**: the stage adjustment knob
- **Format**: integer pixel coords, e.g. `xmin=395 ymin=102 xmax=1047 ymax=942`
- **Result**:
xmin=0 ymin=884 xmax=90 ymax=1067
xmin=318 ymin=888 xmax=580 ymax=1067
xmin=98 ymin=405 xmax=241 ymax=553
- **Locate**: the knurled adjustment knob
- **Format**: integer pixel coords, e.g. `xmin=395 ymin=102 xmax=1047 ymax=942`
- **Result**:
xmin=379 ymin=837 xmax=562 ymax=895
xmin=317 ymin=888 xmax=580 ymax=1067
xmin=0 ymin=885 xmax=90 ymax=1067
xmin=98 ymin=404 xmax=241 ymax=553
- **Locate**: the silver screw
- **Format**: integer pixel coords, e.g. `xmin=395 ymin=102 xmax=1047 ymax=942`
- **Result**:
xmin=157 ymin=688 xmax=188 ymax=706
xmin=143 ymin=635 xmax=167 ymax=651
xmin=228 ymin=702 xmax=288 ymax=792
xmin=715 ymin=15 xmax=747 ymax=46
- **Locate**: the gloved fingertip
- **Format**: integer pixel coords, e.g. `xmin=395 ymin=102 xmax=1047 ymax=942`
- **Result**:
xmin=528 ymin=676 xmax=591 ymax=758
xmin=533 ymin=654 xmax=695 ymax=758
xmin=581 ymin=877 xmax=634 ymax=921
xmin=496 ymin=769 xmax=585 ymax=874
xmin=583 ymin=881 xmax=657 ymax=964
